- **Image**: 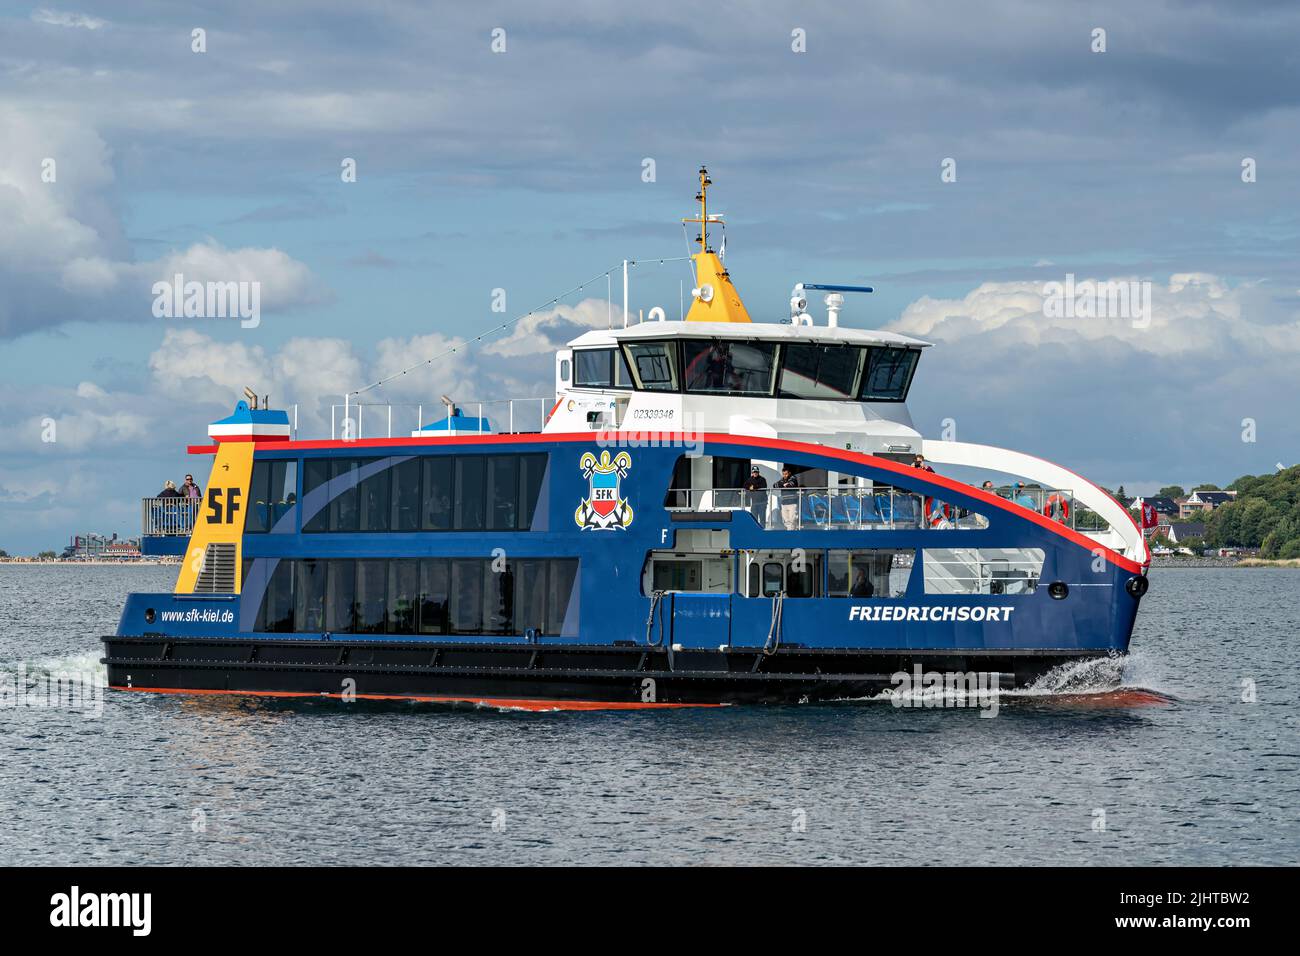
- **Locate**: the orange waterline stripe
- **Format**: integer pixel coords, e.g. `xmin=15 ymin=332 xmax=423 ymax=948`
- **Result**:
xmin=110 ymin=685 xmax=722 ymax=711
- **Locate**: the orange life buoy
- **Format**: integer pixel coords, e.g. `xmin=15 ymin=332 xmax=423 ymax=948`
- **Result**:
xmin=1043 ymin=493 xmax=1070 ymax=521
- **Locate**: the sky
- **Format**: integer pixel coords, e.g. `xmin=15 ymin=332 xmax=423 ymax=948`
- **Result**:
xmin=1 ymin=0 xmax=1298 ymax=553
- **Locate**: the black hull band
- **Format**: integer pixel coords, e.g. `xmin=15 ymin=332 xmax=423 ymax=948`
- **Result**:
xmin=101 ymin=636 xmax=1115 ymax=707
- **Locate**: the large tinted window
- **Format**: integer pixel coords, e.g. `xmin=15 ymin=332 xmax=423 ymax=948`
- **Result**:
xmin=326 ymin=559 xmax=356 ymax=632
xmin=547 ymin=559 xmax=579 ymax=635
xmin=245 ymin=459 xmax=298 ymax=533
xmin=391 ymin=458 xmax=421 ymax=531
xmin=256 ymin=559 xmax=296 ymax=632
xmin=355 ymin=560 xmax=387 ymax=633
xmin=514 ymin=559 xmax=547 ymax=635
xmin=519 ymin=454 xmax=546 ymax=529
xmin=455 ymin=457 xmax=486 ymax=531
xmin=422 ymin=457 xmax=453 ymax=531
xmin=682 ymin=340 xmax=777 ymax=395
xmin=295 ymin=559 xmax=328 ymax=632
xmin=418 ymin=560 xmax=449 ymax=634
xmin=483 ymin=563 xmax=513 ymax=633
xmin=626 ymin=341 xmax=679 ymax=391
xmin=329 ymin=459 xmax=361 ymax=532
xmin=303 ymin=460 xmax=330 ymax=533
xmin=486 ymin=456 xmax=518 ymax=530
xmin=387 ymin=560 xmax=418 ymax=633
xmin=779 ymin=344 xmax=865 ymax=399
xmin=358 ymin=461 xmax=389 ymax=532
xmin=860 ymin=348 xmax=919 ymax=401
xmin=450 ymin=559 xmax=483 ymax=634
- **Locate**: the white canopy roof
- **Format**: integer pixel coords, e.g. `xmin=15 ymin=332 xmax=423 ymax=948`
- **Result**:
xmin=567 ymin=321 xmax=931 ymax=350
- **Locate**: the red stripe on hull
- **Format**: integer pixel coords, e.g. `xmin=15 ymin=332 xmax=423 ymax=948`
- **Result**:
xmin=110 ymin=684 xmax=723 ymax=711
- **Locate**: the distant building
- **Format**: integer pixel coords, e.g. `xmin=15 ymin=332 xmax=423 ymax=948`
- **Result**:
xmin=1180 ymin=489 xmax=1237 ymax=518
xmin=62 ymin=533 xmax=143 ymax=561
xmin=1167 ymin=522 xmax=1206 ymax=544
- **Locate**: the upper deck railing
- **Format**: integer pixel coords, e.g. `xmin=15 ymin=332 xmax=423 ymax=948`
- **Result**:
xmin=667 ymin=484 xmax=1087 ymax=532
xmin=142 ymin=497 xmax=200 ymax=536
xmin=328 ymin=398 xmax=552 ymax=441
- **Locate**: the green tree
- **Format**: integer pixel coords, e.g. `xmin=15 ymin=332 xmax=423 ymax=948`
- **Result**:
xmin=1158 ymin=485 xmax=1186 ymax=499
xmin=37 ymin=550 xmax=57 ymax=560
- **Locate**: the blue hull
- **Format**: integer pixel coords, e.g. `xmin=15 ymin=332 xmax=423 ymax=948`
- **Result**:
xmin=104 ymin=432 xmax=1147 ymax=705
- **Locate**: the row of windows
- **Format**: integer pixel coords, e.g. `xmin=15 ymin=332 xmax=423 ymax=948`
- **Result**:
xmin=247 ymin=557 xmax=579 ymax=636
xmin=586 ymin=341 xmax=920 ymax=401
xmin=648 ymin=549 xmax=910 ymax=599
xmin=300 ymin=454 xmax=547 ymax=533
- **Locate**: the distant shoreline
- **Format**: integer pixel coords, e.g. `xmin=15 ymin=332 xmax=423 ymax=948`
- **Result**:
xmin=1150 ymin=556 xmax=1299 ymax=569
xmin=0 ymin=559 xmax=179 ymax=566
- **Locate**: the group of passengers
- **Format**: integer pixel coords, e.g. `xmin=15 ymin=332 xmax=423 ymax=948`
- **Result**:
xmin=156 ymin=474 xmax=203 ymax=501
xmin=741 ymin=465 xmax=802 ymax=530
xmin=152 ymin=474 xmax=203 ymax=533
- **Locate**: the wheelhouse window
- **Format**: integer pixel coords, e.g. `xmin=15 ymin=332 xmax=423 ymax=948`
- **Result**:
xmin=574 ymin=348 xmax=633 ymax=389
xmin=860 ymin=347 xmax=920 ymax=401
xmin=625 ymin=341 xmax=680 ymax=391
xmin=682 ymin=339 xmax=777 ymax=395
xmin=779 ymin=344 xmax=864 ymax=400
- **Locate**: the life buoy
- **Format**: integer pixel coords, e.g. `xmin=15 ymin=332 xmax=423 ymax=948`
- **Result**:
xmin=927 ymin=499 xmax=953 ymax=527
xmin=1043 ymin=493 xmax=1070 ymax=521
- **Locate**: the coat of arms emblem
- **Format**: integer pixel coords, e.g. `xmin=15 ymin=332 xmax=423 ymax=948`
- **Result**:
xmin=575 ymin=450 xmax=633 ymax=530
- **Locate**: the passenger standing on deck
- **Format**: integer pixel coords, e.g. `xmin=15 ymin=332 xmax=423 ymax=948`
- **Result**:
xmin=742 ymin=466 xmax=769 ymax=528
xmin=157 ymin=480 xmax=182 ymax=499
xmin=774 ymin=467 xmax=801 ymax=530
xmin=1012 ymin=482 xmax=1038 ymax=509
xmin=913 ymin=454 xmax=939 ymax=525
xmin=181 ymin=474 xmax=202 ymax=499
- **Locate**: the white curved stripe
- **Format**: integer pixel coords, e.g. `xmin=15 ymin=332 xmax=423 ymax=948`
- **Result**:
xmin=921 ymin=438 xmax=1149 ymax=566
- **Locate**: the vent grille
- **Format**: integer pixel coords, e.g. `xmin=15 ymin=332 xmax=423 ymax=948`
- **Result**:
xmin=194 ymin=543 xmax=237 ymax=593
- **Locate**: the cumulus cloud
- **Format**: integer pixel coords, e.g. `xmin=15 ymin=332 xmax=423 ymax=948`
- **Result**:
xmin=0 ymin=109 xmax=325 ymax=338
xmin=891 ymin=274 xmax=1300 ymax=356
xmin=30 ymin=8 xmax=106 ymax=30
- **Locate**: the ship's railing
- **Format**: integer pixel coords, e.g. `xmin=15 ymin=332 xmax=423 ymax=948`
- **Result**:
xmin=328 ymin=398 xmax=553 ymax=440
xmin=142 ymin=497 xmax=200 ymax=536
xmin=666 ymin=485 xmax=1081 ymax=531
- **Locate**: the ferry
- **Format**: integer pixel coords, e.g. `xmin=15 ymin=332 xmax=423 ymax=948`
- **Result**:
xmin=103 ymin=169 xmax=1150 ymax=709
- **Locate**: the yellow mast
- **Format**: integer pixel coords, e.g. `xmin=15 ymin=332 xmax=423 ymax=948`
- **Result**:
xmin=682 ymin=166 xmax=751 ymax=323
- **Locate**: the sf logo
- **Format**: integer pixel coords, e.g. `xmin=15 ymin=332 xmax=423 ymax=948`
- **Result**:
xmin=206 ymin=487 xmax=243 ymax=524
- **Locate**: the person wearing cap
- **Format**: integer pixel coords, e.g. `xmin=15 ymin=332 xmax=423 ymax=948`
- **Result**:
xmin=774 ymin=466 xmax=802 ymax=530
xmin=1012 ymin=481 xmax=1038 ymax=509
xmin=741 ymin=465 xmax=769 ymax=528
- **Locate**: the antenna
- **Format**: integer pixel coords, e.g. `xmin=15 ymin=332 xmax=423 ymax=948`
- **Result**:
xmin=681 ymin=165 xmax=716 ymax=253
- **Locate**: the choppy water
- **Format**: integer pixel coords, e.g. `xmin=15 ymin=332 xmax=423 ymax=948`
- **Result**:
xmin=1 ymin=564 xmax=1296 ymax=865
